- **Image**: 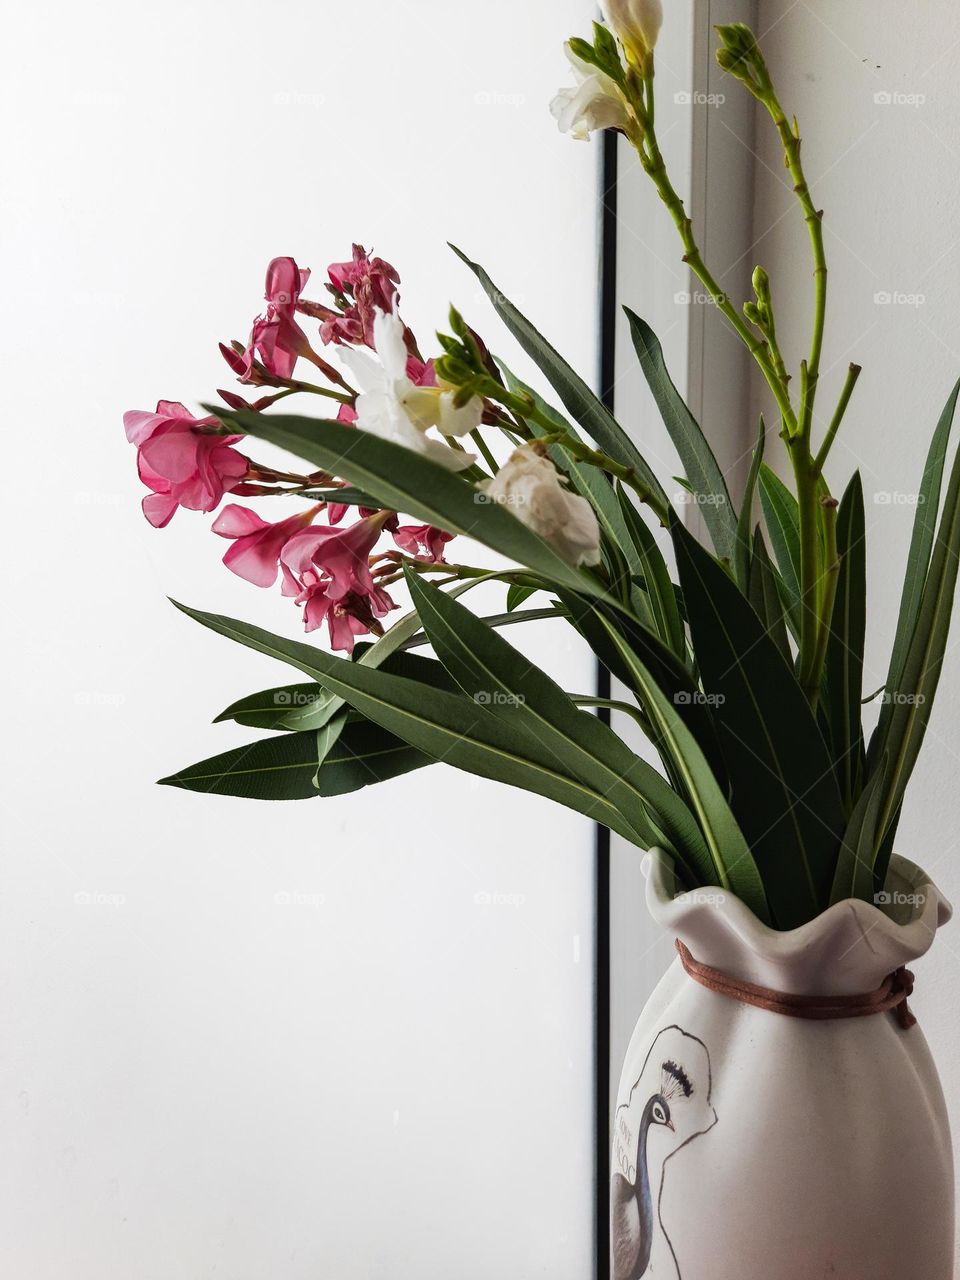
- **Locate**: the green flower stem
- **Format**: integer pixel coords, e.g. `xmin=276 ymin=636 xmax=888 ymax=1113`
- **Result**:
xmin=376 ymin=557 xmax=546 ymax=593
xmin=755 ymin=90 xmax=827 ymax=445
xmin=539 ymin=427 xmax=672 ymax=524
xmin=629 ymin=71 xmax=797 ymax=433
xmin=470 ymin=428 xmax=500 ymax=475
xmin=814 ymin=363 xmax=862 ymax=475
xmin=275 ymin=378 xmax=354 ymax=405
xmin=571 ymin=695 xmax=651 ymax=731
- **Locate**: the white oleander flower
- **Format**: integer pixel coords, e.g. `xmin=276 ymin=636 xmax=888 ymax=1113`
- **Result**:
xmin=601 ymin=0 xmax=663 ymax=67
xmin=479 ymin=444 xmax=602 ymax=567
xmin=338 ymin=310 xmax=476 ymax=470
xmin=403 ymin=380 xmax=484 ymax=438
xmin=550 ymin=45 xmax=631 ymax=141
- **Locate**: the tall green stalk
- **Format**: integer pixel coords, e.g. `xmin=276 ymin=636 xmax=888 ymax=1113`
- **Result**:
xmin=620 ymin=22 xmax=862 ymax=708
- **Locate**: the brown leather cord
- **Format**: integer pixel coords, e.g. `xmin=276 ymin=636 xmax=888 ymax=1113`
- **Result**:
xmin=675 ymin=939 xmax=917 ymax=1030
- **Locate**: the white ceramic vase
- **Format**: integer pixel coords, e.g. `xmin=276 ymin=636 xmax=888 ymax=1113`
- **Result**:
xmin=611 ymin=849 xmax=954 ymax=1280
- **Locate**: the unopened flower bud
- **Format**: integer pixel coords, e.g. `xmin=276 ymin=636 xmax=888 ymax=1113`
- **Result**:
xmin=752 ymin=265 xmax=770 ymax=302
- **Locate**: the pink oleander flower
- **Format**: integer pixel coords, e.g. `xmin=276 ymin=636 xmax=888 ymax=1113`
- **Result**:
xmin=320 ymin=244 xmax=400 ymax=347
xmin=123 ymin=400 xmax=248 ymax=528
xmin=279 ymin=513 xmax=397 ymax=652
xmin=281 ymin=515 xmax=384 ymax=602
xmin=212 ymin=504 xmax=321 ymax=588
xmin=392 ymin=523 xmax=454 ymax=563
xmin=287 ymin=575 xmax=396 ymax=652
xmin=237 ymin=256 xmax=312 ymax=382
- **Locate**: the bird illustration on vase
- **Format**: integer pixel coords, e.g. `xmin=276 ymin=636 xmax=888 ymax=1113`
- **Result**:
xmin=611 ymin=1026 xmax=717 ymax=1280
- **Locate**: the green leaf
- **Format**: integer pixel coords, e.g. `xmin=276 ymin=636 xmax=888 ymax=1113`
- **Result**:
xmin=870 ymin=415 xmax=960 ymax=881
xmin=735 ymin=417 xmax=766 ymax=590
xmin=748 ymin=528 xmax=791 ymax=663
xmin=868 ymin=377 xmax=960 ymax=794
xmin=615 ymin=483 xmax=685 ymax=658
xmin=556 ymin=588 xmax=728 ymax=797
xmin=169 ymin=601 xmax=649 ymax=843
xmin=290 ymin=485 xmax=382 ymax=507
xmin=625 ymin=309 xmax=738 ymax=565
xmin=451 ymin=246 xmax=671 ymax=513
xmin=829 ymin=756 xmax=887 ymax=906
xmin=824 ymin=473 xmax=866 ymax=814
xmin=158 ymin=719 xmax=432 ymax=801
xmin=758 ymin=464 xmax=802 ymax=633
xmin=214 ymin=616 xmax=466 ymax=733
xmin=210 ymin=409 xmax=609 ymax=601
xmin=405 ymin=570 xmax=706 ymax=857
xmin=215 ymin=683 xmax=328 ymax=731
xmin=401 ymin=606 xmax=562 ymax=651
xmin=595 ymin=614 xmax=771 ymax=923
xmin=506 ymin=583 xmax=535 ymax=612
xmin=670 ymin=514 xmax=844 ymax=928
xmin=312 ymin=710 xmax=349 ymax=787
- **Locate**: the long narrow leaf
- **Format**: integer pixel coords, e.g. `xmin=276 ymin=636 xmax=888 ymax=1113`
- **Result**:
xmin=671 ymin=514 xmax=844 ymax=928
xmin=405 ymin=570 xmax=708 ymax=859
xmin=735 ymin=417 xmax=766 ymax=590
xmin=758 ymin=464 xmax=802 ymax=634
xmin=615 ymin=483 xmax=685 ymax=658
xmin=868 ymin=377 xmax=960 ymax=787
xmin=170 ymin=601 xmax=647 ymax=843
xmin=824 ymin=473 xmax=866 ymax=813
xmin=452 ymin=245 xmax=671 ymax=512
xmin=829 ymin=757 xmax=887 ymax=906
xmin=625 ymin=309 xmax=737 ymax=565
xmin=748 ymin=528 xmax=791 ymax=663
xmin=882 ymin=377 xmax=960 ymax=700
xmin=596 ymin=616 xmax=771 ymax=922
xmin=159 ymin=720 xmax=432 ymax=801
xmin=871 ymin=423 xmax=960 ymax=879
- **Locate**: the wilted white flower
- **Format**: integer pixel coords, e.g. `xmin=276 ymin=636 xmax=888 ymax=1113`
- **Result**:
xmin=338 ymin=310 xmax=476 ymax=470
xmin=601 ymin=0 xmax=663 ymax=67
xmin=479 ymin=444 xmax=602 ymax=567
xmin=550 ymin=44 xmax=631 ymax=141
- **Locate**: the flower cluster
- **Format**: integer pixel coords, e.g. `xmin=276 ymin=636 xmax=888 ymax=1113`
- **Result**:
xmin=125 ymin=244 xmax=602 ymax=653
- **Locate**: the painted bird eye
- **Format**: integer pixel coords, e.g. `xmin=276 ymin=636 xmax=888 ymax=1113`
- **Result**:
xmin=652 ymin=1102 xmax=667 ymax=1124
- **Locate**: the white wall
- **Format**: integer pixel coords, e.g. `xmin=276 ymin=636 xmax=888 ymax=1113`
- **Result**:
xmin=748 ymin=1 xmax=960 ymax=1254
xmin=0 ymin=3 xmax=602 ymax=1276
